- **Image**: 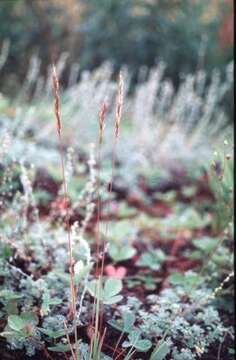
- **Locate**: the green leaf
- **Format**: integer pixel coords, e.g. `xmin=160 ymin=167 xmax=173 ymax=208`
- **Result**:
xmin=123 ymin=311 xmax=135 ymax=332
xmin=5 ymin=300 xmax=18 ymax=315
xmin=150 ymin=341 xmax=170 ymax=360
xmin=108 ymin=311 xmax=135 ymax=333
xmin=88 ymin=278 xmax=123 ymax=304
xmin=0 ymin=244 xmax=13 ymax=259
xmin=168 ymin=273 xmax=185 ymax=284
xmin=41 ymin=292 xmax=62 ymax=314
xmin=169 ymin=272 xmax=202 ymax=290
xmin=135 ymin=339 xmax=152 ymax=352
xmin=21 ymin=312 xmax=39 ymax=326
xmin=8 ymin=312 xmax=38 ymax=331
xmin=193 ymin=237 xmax=219 ymax=253
xmin=74 ymin=263 xmax=93 ymax=284
xmin=108 ymin=319 xmax=124 ymax=332
xmin=0 ymin=290 xmax=23 ymax=301
xmin=125 ymin=330 xmax=141 ymax=345
xmin=87 ymin=279 xmax=99 ymax=298
xmin=137 ymin=249 xmax=166 ymax=270
xmin=123 ymin=331 xmax=151 ymax=352
xmin=109 ymin=243 xmax=136 ymax=262
xmin=0 ymin=331 xmax=25 ymax=338
xmin=48 ymin=343 xmax=71 ymax=352
xmin=101 ymin=220 xmax=135 ymax=242
xmin=8 ymin=315 xmax=27 ymax=331
xmin=53 ymin=270 xmax=70 ymax=284
xmin=104 ymin=278 xmax=122 ymax=298
xmin=161 ymin=207 xmax=211 ymax=230
xmin=38 ymin=328 xmax=65 ymax=339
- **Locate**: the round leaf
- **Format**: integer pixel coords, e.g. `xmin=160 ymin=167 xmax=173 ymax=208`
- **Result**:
xmin=104 ymin=278 xmax=122 ymax=298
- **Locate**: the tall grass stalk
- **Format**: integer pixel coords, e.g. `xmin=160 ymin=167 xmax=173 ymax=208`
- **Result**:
xmin=95 ymin=100 xmax=108 ymax=275
xmin=99 ymin=72 xmax=124 ymax=335
xmin=89 ymin=72 xmax=124 ymax=358
xmin=52 ymin=65 xmax=79 ymax=359
xmin=90 ymin=101 xmax=108 ymax=354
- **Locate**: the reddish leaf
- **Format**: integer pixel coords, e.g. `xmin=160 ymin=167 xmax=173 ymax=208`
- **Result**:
xmin=105 ymin=264 xmax=127 ymax=279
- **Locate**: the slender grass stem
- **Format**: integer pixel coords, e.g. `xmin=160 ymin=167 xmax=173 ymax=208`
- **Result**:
xmin=52 ymin=65 xmax=79 ymax=359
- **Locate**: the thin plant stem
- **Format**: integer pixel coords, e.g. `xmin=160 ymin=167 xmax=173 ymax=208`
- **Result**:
xmin=52 ymin=65 xmax=79 ymax=359
xmin=64 ymin=320 xmax=77 ymax=360
xmin=99 ymin=72 xmax=123 ymax=335
xmin=112 ymin=330 xmax=125 ymax=359
xmin=91 ymin=101 xmax=107 ymax=337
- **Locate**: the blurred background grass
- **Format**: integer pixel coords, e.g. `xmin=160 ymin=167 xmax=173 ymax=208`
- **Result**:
xmin=0 ymin=0 xmax=233 ymax=97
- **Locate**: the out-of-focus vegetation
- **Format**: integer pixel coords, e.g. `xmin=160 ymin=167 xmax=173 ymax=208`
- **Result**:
xmin=0 ymin=0 xmax=233 ymax=94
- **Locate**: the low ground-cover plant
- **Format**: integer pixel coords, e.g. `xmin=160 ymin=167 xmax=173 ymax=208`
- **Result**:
xmin=0 ymin=60 xmax=234 ymax=359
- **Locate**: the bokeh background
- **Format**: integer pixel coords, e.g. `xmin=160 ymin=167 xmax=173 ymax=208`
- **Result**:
xmin=0 ymin=0 xmax=234 ymax=175
xmin=0 ymin=0 xmax=233 ymax=95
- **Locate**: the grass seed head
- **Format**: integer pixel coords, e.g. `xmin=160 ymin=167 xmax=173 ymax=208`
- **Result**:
xmin=52 ymin=65 xmax=62 ymax=136
xmin=115 ymin=71 xmax=124 ymax=139
xmin=99 ymin=101 xmax=108 ymax=144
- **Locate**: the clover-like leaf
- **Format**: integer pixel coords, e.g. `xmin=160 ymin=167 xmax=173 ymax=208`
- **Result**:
xmin=104 ymin=278 xmax=122 ymax=298
xmin=87 ymin=278 xmax=123 ymax=305
xmin=137 ymin=249 xmax=166 ymax=270
xmin=108 ymin=311 xmax=135 ymax=333
xmin=123 ymin=330 xmax=151 ymax=352
xmin=134 ymin=339 xmax=152 ymax=352
xmin=109 ymin=243 xmax=136 ymax=262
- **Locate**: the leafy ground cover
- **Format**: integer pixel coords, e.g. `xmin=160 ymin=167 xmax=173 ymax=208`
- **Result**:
xmin=0 ymin=63 xmax=234 ymax=360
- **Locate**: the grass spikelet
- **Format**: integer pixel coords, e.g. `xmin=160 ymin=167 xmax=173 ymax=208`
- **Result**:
xmin=52 ymin=64 xmax=62 ymax=136
xmin=99 ymin=101 xmax=108 ymax=145
xmin=115 ymin=71 xmax=124 ymax=139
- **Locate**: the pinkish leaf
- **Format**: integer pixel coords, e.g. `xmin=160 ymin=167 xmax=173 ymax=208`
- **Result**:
xmin=105 ymin=265 xmax=127 ymax=279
